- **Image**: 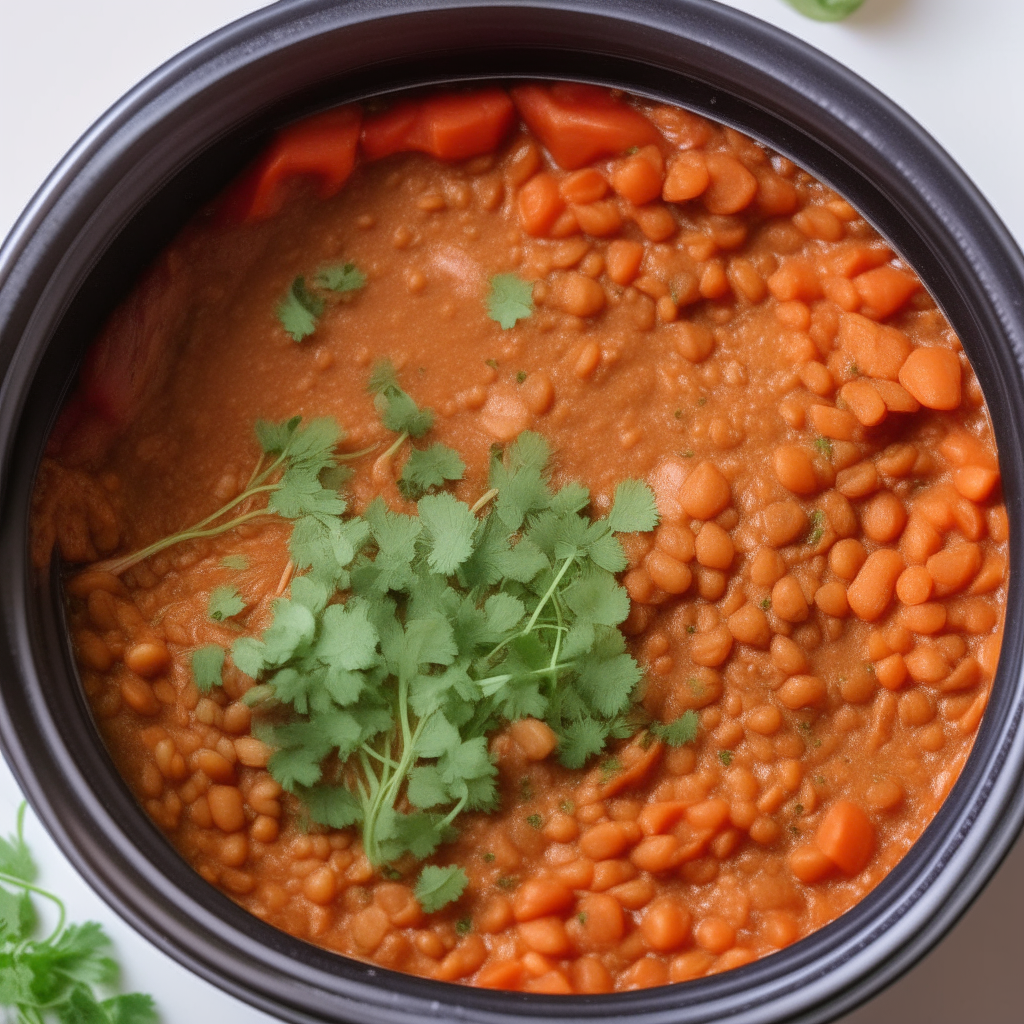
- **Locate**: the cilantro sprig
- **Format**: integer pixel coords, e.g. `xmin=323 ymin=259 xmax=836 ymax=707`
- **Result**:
xmin=239 ymin=430 xmax=658 ymax=901
xmin=0 ymin=804 xmax=156 ymax=1024
xmin=89 ymin=415 xmax=358 ymax=578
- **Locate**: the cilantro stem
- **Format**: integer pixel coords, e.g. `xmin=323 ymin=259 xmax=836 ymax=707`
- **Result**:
xmin=470 ymin=487 xmax=499 ymax=514
xmin=0 ymin=871 xmax=66 ymax=942
xmin=379 ymin=432 xmax=409 ymax=463
xmin=90 ymin=508 xmax=273 ymax=577
xmin=523 ymin=554 xmax=576 ymax=635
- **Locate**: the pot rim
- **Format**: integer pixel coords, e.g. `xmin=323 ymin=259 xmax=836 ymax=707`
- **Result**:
xmin=1 ymin=3 xmax=1022 ymax=1024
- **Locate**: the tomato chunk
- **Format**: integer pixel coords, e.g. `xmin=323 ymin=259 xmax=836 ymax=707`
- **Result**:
xmin=223 ymin=105 xmax=362 ymax=222
xmin=361 ymin=88 xmax=515 ymax=162
xmin=510 ymin=83 xmax=660 ymax=170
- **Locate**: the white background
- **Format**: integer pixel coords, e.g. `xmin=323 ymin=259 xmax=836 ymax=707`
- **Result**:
xmin=0 ymin=1 xmax=1022 ymax=1021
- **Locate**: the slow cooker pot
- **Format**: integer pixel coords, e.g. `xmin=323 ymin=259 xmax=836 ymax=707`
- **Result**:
xmin=1 ymin=2 xmax=1022 ymax=1022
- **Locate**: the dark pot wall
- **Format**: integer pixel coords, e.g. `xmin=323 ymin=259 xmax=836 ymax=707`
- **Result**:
xmin=0 ymin=3 xmax=1022 ymax=1023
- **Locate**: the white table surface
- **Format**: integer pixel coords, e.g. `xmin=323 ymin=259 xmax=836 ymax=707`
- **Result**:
xmin=0 ymin=1 xmax=1021 ymax=1021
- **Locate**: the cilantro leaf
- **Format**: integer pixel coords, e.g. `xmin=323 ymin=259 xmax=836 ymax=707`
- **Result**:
xmin=606 ymin=479 xmax=659 ymax=534
xmin=558 ymin=718 xmax=608 ymax=769
xmin=651 ymin=709 xmax=699 ymax=747
xmin=191 ymin=645 xmax=225 ymax=694
xmin=398 ymin=443 xmax=466 ymax=501
xmin=367 ymin=360 xmax=434 ymax=437
xmin=277 ymin=276 xmax=324 ymax=341
xmin=0 ymin=805 xmax=35 ymax=884
xmin=208 ymin=585 xmax=245 ymax=622
xmin=415 ymin=865 xmax=468 ymax=913
xmin=418 ymin=493 xmax=477 ymax=575
xmin=221 ymin=554 xmax=249 ymax=570
xmin=316 ymin=261 xmax=366 ymax=293
xmin=487 ymin=274 xmax=534 ymax=329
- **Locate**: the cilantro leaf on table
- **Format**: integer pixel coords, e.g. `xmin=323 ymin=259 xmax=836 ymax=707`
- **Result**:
xmin=487 ymin=273 xmax=534 ymax=329
xmin=784 ymin=0 xmax=864 ymax=22
xmin=208 ymin=585 xmax=245 ymax=621
xmin=414 ymin=865 xmax=468 ymax=913
xmin=316 ymin=261 xmax=366 ymax=293
xmin=277 ymin=275 xmax=325 ymax=341
xmin=398 ymin=443 xmax=466 ymax=500
xmin=191 ymin=644 xmax=225 ymax=694
xmin=0 ymin=805 xmax=156 ymax=1023
xmin=651 ymin=709 xmax=700 ymax=747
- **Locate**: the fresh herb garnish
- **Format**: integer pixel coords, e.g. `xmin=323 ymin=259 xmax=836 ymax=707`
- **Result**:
xmin=718 ymin=749 xmax=733 ymax=767
xmin=526 ymin=814 xmax=543 ymax=830
xmin=760 ymin=596 xmax=772 ymax=611
xmin=89 ymin=415 xmax=352 ymax=578
xmin=0 ymin=805 xmax=157 ymax=1024
xmin=241 ymin=428 xmax=659 ymax=874
xmin=455 ymin=916 xmax=473 ymax=936
xmin=368 ymin=360 xmax=434 ymax=439
xmin=316 ymin=262 xmax=366 ymax=293
xmin=784 ymin=0 xmax=864 ymax=22
xmin=397 ymin=443 xmax=466 ymax=501
xmin=651 ymin=709 xmax=699 ymax=747
xmin=221 ymin=554 xmax=249 ymax=571
xmin=516 ymin=371 xmax=528 ymax=384
xmin=277 ymin=261 xmax=366 ymax=341
xmin=483 ymin=852 xmax=496 ymax=863
xmin=208 ymin=585 xmax=245 ymax=622
xmin=277 ymin=276 xmax=325 ymax=341
xmin=414 ymin=864 xmax=468 ymax=913
xmin=192 ymin=644 xmax=226 ymax=694
xmin=487 ymin=274 xmax=534 ymax=329
xmin=813 ymin=436 xmax=833 ymax=460
xmin=560 ymin=800 xmax=575 ymax=816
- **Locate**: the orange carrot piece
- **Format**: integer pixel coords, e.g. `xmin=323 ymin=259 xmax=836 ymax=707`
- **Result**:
xmin=816 ymin=800 xmax=875 ymax=875
xmin=361 ymin=88 xmax=515 ymax=162
xmin=223 ymin=106 xmax=362 ymax=222
xmin=510 ymin=83 xmax=660 ymax=170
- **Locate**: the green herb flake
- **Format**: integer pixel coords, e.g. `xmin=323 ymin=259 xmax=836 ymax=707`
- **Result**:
xmin=697 ymin=396 xmax=707 ymax=407
xmin=651 ymin=709 xmax=699 ymax=747
xmin=486 ymin=358 xmax=500 ymax=370
xmin=487 ymin=273 xmax=534 ymax=329
xmin=760 ymin=596 xmax=772 ymax=611
xmin=483 ymin=852 xmax=496 ymax=863
xmin=559 ymin=800 xmax=575 ymax=816
xmin=415 ymin=865 xmax=468 ymax=913
xmin=718 ymin=749 xmax=733 ymax=767
xmin=674 ymin=409 xmax=682 ymax=419
xmin=789 ymin=823 xmax=801 ymax=835
xmin=600 ymin=758 xmax=623 ymax=783
xmin=455 ymin=917 xmax=473 ymax=935
xmin=577 ymin=912 xmax=589 ymax=925
xmin=382 ymin=866 xmax=403 ymax=880
xmin=813 ymin=436 xmax=833 ymax=460
xmin=519 ymin=778 xmax=534 ymax=801
xmin=848 ymin=362 xmax=859 ymax=375
xmin=526 ymin=814 xmax=543 ymax=830
xmin=208 ymin=585 xmax=245 ymax=622
xmin=221 ymin=554 xmax=249 ymax=570
xmin=807 ymin=509 xmax=827 ymax=546
xmin=794 ymin=803 xmax=804 ymax=816
xmin=516 ymin=371 xmax=528 ymax=384
xmin=686 ymin=624 xmax=697 ymax=634
xmin=277 ymin=276 xmax=325 ymax=341
xmin=496 ymin=876 xmax=517 ymax=891
xmin=316 ymin=261 xmax=366 ymax=293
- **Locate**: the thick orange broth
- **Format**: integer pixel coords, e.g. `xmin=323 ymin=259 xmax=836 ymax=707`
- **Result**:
xmin=33 ymin=84 xmax=1006 ymax=994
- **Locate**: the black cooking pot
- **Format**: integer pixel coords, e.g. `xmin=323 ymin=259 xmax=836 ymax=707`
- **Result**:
xmin=1 ymin=2 xmax=1022 ymax=1022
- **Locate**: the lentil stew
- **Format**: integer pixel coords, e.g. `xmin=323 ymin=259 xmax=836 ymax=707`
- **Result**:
xmin=32 ymin=82 xmax=1006 ymax=994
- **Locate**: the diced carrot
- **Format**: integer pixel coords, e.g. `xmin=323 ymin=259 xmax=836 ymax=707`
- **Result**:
xmin=853 ymin=265 xmax=920 ymax=320
xmin=361 ymin=88 xmax=515 ymax=162
xmin=222 ymin=106 xmax=362 ymax=222
xmin=815 ymin=800 xmax=875 ymax=875
xmin=836 ymin=312 xmax=913 ymax=380
xmin=510 ymin=83 xmax=660 ymax=170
